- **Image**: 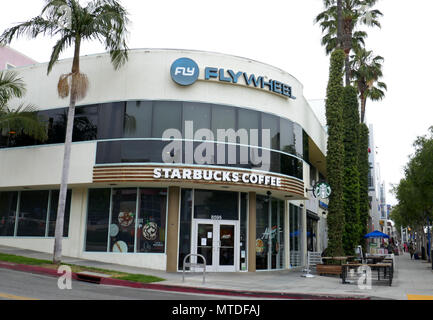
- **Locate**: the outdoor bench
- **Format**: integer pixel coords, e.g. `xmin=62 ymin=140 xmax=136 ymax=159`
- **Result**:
xmin=316 ymin=264 xmax=342 ymax=276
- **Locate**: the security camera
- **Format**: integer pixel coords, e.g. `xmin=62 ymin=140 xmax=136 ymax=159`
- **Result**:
xmin=266 ymin=191 xmax=272 ymax=197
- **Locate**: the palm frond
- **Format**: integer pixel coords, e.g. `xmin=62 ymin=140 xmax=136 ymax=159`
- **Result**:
xmin=48 ymin=34 xmax=73 ymax=74
xmin=0 ymin=71 xmax=26 ymax=106
xmin=0 ymin=103 xmax=48 ymax=141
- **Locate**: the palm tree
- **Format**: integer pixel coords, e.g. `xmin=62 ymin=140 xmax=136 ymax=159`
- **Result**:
xmin=0 ymin=71 xmax=47 ymax=144
xmin=315 ymin=0 xmax=383 ymax=85
xmin=0 ymin=0 xmax=129 ymax=264
xmin=351 ymin=47 xmax=387 ymax=123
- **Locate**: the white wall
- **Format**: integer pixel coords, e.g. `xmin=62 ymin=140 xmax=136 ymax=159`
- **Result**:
xmin=0 ymin=142 xmax=96 ymax=188
xmin=10 ymin=49 xmax=328 ymax=155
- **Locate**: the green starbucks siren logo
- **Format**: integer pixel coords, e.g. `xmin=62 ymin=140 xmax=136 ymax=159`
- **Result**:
xmin=313 ymin=182 xmax=332 ymax=199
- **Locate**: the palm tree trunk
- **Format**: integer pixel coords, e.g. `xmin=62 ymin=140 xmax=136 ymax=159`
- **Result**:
xmin=360 ymin=95 xmax=367 ymax=124
xmin=343 ymin=20 xmax=353 ymax=86
xmin=345 ymin=54 xmax=351 ymax=87
xmin=337 ymin=0 xmax=343 ymax=48
xmin=53 ymin=37 xmax=81 ymax=264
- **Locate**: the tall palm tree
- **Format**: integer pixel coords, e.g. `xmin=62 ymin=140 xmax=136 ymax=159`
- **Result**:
xmin=0 ymin=71 xmax=47 ymax=144
xmin=315 ymin=0 xmax=383 ymax=85
xmin=351 ymin=47 xmax=387 ymax=123
xmin=0 ymin=0 xmax=129 ymax=264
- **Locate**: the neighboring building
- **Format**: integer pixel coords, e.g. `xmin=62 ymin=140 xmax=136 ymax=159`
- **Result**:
xmin=306 ymin=98 xmax=328 ymax=254
xmin=367 ymin=124 xmax=381 ymax=232
xmin=0 ymin=49 xmax=328 ymax=272
xmin=379 ymin=182 xmax=388 ymax=233
xmin=0 ymin=46 xmax=37 ymax=70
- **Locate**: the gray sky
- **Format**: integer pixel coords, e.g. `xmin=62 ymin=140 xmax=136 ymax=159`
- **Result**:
xmin=1 ymin=0 xmax=432 ymax=205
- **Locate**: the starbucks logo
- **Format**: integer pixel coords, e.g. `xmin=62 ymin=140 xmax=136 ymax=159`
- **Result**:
xmin=313 ymin=182 xmax=332 ymax=199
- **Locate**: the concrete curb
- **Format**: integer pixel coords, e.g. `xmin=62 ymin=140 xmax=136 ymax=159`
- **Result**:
xmin=0 ymin=261 xmax=372 ymax=300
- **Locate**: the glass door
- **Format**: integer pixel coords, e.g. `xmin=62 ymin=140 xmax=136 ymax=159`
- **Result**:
xmin=192 ymin=219 xmax=239 ymax=272
xmin=195 ymin=223 xmax=214 ymax=268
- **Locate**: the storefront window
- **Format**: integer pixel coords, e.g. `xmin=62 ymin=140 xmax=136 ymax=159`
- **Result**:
xmin=0 ymin=190 xmax=71 ymax=238
xmin=256 ymin=195 xmax=269 ymax=270
xmin=290 ymin=204 xmax=302 ymax=267
xmin=307 ymin=211 xmax=319 ymax=252
xmin=137 ymin=188 xmax=167 ymax=253
xmin=16 ymin=191 xmax=49 ymax=237
xmin=194 ymin=190 xmax=238 ymax=220
xmin=48 ymin=190 xmax=72 ymax=237
xmin=271 ymin=199 xmax=285 ymax=269
xmin=110 ymin=188 xmax=137 ymax=253
xmin=240 ymin=193 xmax=248 ymax=271
xmin=256 ymin=196 xmax=285 ymax=270
xmin=178 ymin=189 xmax=193 ymax=270
xmin=86 ymin=187 xmax=168 ymax=254
xmin=0 ymin=191 xmax=18 ymax=237
xmin=85 ymin=188 xmax=111 ymax=252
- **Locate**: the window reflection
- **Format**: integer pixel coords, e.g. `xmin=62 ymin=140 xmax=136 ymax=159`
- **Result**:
xmin=85 ymin=189 xmax=111 ymax=252
xmin=152 ymin=101 xmax=182 ymax=138
xmin=17 ymin=191 xmax=49 ymax=237
xmin=0 ymin=192 xmax=18 ymax=237
xmin=124 ymin=101 xmax=152 ymax=138
xmin=0 ymin=100 xmax=312 ymax=164
xmin=290 ymin=204 xmax=301 ymax=267
xmin=48 ymin=190 xmax=72 ymax=237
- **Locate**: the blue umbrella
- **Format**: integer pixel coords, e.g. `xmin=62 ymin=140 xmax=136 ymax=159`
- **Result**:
xmin=363 ymin=230 xmax=390 ymax=239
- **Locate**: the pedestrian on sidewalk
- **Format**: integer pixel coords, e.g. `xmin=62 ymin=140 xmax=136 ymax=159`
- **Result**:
xmin=409 ymin=243 xmax=415 ymax=260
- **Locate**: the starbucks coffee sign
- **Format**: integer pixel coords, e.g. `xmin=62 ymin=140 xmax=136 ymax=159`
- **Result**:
xmin=153 ymin=167 xmax=282 ymax=187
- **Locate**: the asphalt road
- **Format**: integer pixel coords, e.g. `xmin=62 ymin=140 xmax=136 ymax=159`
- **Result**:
xmin=0 ymin=268 xmax=233 ymax=300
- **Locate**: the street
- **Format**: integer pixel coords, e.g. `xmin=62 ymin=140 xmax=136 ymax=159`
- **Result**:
xmin=0 ymin=268 xmax=234 ymax=300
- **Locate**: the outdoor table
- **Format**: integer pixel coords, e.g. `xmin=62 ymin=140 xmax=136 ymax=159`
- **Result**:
xmin=322 ymin=256 xmax=355 ymax=265
xmin=365 ymin=255 xmax=386 ymax=264
xmin=341 ymin=263 xmax=393 ymax=286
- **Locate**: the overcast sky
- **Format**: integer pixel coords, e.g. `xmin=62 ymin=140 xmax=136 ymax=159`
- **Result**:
xmin=1 ymin=0 xmax=432 ymax=205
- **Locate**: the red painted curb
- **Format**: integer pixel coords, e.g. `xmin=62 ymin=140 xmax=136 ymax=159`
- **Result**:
xmin=0 ymin=261 xmax=370 ymax=300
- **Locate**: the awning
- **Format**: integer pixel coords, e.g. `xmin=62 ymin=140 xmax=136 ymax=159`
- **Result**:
xmin=363 ymin=230 xmax=390 ymax=239
xmin=307 ymin=210 xmax=320 ymax=221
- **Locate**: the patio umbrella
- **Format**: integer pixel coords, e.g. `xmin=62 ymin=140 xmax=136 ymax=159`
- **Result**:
xmin=363 ymin=230 xmax=390 ymax=239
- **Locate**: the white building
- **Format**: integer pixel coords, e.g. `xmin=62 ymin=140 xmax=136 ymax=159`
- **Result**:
xmin=0 ymin=49 xmax=329 ymax=272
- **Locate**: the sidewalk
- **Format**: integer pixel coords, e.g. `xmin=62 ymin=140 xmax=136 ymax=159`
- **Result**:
xmin=1 ymin=245 xmax=432 ymax=300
